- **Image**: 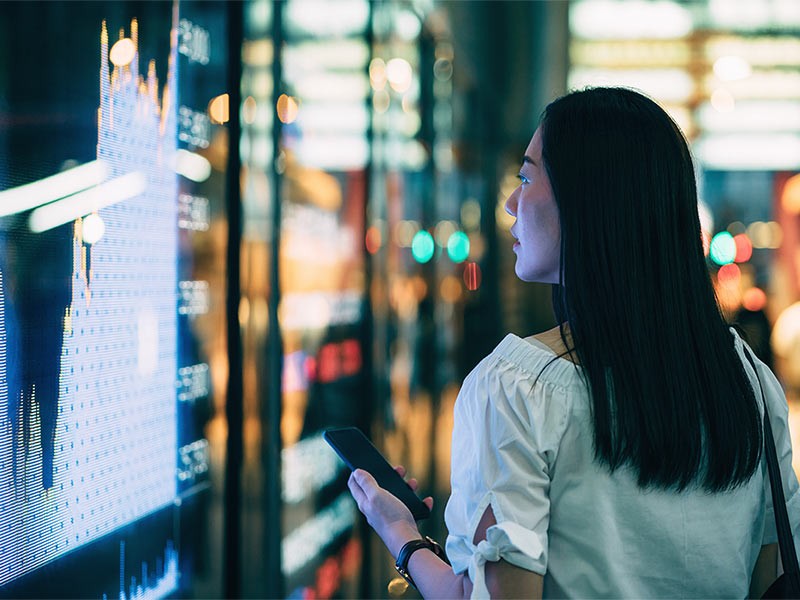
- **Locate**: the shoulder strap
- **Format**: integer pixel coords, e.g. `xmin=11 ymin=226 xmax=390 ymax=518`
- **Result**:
xmin=742 ymin=348 xmax=800 ymax=577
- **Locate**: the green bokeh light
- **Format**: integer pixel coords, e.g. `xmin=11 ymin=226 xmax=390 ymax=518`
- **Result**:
xmin=709 ymin=231 xmax=736 ymax=266
xmin=411 ymin=230 xmax=435 ymax=263
xmin=446 ymin=231 xmax=470 ymax=263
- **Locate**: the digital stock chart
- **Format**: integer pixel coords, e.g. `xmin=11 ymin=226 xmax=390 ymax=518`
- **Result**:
xmin=0 ymin=3 xmax=214 ymax=596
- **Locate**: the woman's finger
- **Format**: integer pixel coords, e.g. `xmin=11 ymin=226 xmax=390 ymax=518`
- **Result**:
xmin=394 ymin=465 xmax=406 ymax=478
xmin=406 ymin=477 xmax=418 ymax=491
xmin=353 ymin=468 xmax=380 ymax=499
xmin=348 ymin=471 xmax=368 ymax=508
xmin=423 ymin=496 xmax=434 ymax=510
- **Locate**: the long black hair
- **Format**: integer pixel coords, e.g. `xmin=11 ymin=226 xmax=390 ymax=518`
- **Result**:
xmin=540 ymin=87 xmax=761 ymax=492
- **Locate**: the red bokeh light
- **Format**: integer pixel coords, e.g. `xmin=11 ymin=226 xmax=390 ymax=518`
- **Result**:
xmin=315 ymin=557 xmax=341 ymax=599
xmin=733 ymin=233 xmax=752 ymax=263
xmin=315 ymin=339 xmax=362 ymax=383
xmin=717 ymin=263 xmax=741 ymax=284
xmin=463 ymin=262 xmax=481 ymax=291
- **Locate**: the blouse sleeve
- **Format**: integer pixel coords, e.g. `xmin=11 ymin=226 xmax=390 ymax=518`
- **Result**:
xmin=444 ymin=336 xmax=573 ymax=599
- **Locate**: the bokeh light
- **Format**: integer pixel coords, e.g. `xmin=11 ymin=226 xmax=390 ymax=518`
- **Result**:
xmin=717 ymin=262 xmax=741 ymax=284
xmin=369 ymin=57 xmax=387 ymax=90
xmin=713 ymin=55 xmax=752 ymax=81
xmin=468 ymin=233 xmax=486 ymax=261
xmin=242 ymin=96 xmax=258 ymax=124
xmin=208 ymin=93 xmax=230 ymax=124
xmin=747 ymin=221 xmax=783 ymax=249
xmin=411 ymin=230 xmax=434 ymax=263
xmin=433 ymin=220 xmax=457 ymax=247
xmin=394 ymin=220 xmax=418 ymax=247
xmin=733 ymin=233 xmax=753 ymax=263
xmin=710 ymin=88 xmax=735 ymax=113
xmin=365 ymin=226 xmax=382 ymax=254
xmin=727 ymin=221 xmax=746 ymax=235
xmin=401 ymin=94 xmax=416 ymax=114
xmin=433 ymin=58 xmax=453 ymax=82
xmin=440 ymin=275 xmax=462 ymax=303
xmin=82 ymin=213 xmax=106 ymax=245
xmin=109 ymin=38 xmax=135 ymax=67
xmin=277 ymin=93 xmax=299 ymax=124
xmin=781 ymin=174 xmax=800 ymax=215
xmin=373 ymin=89 xmax=390 ymax=113
xmin=773 ymin=302 xmax=800 ymax=358
xmin=742 ymin=287 xmax=767 ymax=312
xmin=709 ymin=231 xmax=736 ymax=265
xmin=463 ymin=262 xmax=481 ymax=291
xmin=386 ymin=58 xmax=413 ymax=93
xmin=460 ymin=199 xmax=481 ymax=231
xmin=446 ymin=231 xmax=470 ymax=263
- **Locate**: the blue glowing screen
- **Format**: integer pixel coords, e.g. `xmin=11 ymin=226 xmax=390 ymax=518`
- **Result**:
xmin=0 ymin=2 xmax=215 ymax=596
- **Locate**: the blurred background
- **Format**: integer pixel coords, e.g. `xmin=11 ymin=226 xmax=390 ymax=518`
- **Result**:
xmin=1 ymin=0 xmax=800 ymax=598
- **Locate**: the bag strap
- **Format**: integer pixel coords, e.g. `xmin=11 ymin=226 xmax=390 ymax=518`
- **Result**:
xmin=742 ymin=347 xmax=800 ymax=577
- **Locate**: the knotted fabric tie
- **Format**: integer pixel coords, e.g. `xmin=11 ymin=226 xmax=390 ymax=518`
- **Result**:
xmin=467 ymin=522 xmax=545 ymax=599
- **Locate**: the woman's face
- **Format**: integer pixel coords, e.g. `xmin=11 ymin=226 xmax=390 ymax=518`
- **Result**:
xmin=505 ymin=126 xmax=561 ymax=283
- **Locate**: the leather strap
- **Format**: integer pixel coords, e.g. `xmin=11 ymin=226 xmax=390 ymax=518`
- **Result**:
xmin=395 ymin=536 xmax=449 ymax=588
xmin=742 ymin=348 xmax=800 ymax=578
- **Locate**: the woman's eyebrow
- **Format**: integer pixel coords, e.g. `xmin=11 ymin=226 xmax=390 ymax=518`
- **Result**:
xmin=522 ymin=155 xmax=536 ymax=166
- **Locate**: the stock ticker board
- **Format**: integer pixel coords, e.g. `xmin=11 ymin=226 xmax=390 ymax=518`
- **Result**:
xmin=0 ymin=3 xmax=213 ymax=597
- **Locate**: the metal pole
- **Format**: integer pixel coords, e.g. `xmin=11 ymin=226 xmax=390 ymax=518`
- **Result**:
xmin=264 ymin=1 xmax=285 ymax=597
xmin=223 ymin=0 xmax=245 ymax=597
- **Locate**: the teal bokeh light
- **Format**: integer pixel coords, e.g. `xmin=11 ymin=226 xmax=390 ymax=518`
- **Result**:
xmin=446 ymin=231 xmax=470 ymax=263
xmin=709 ymin=231 xmax=736 ymax=266
xmin=411 ymin=230 xmax=435 ymax=263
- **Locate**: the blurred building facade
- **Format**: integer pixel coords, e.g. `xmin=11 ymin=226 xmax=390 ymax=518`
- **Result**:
xmin=231 ymin=2 xmax=800 ymax=598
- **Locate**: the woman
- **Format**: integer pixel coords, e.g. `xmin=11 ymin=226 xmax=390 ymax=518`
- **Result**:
xmin=348 ymin=87 xmax=800 ymax=598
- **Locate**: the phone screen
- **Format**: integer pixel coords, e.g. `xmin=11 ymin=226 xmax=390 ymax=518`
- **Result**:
xmin=323 ymin=427 xmax=431 ymax=521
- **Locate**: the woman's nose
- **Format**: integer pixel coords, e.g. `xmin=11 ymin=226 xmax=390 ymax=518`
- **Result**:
xmin=505 ymin=188 xmax=518 ymax=217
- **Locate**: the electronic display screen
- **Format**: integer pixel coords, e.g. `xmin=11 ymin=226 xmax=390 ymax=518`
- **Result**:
xmin=0 ymin=2 xmax=219 ymax=596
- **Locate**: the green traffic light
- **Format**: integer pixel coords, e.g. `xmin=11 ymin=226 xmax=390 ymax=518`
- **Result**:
xmin=411 ymin=230 xmax=435 ymax=263
xmin=446 ymin=231 xmax=470 ymax=263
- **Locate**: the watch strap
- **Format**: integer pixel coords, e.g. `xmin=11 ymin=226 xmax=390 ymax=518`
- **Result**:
xmin=395 ymin=536 xmax=449 ymax=588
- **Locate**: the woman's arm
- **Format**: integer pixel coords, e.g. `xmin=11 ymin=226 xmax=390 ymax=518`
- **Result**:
xmin=347 ymin=469 xmax=543 ymax=599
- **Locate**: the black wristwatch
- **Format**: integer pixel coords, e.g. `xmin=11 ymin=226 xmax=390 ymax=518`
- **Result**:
xmin=394 ymin=536 xmax=450 ymax=589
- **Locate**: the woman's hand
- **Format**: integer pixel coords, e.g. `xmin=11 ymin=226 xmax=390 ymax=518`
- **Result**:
xmin=347 ymin=465 xmax=434 ymax=559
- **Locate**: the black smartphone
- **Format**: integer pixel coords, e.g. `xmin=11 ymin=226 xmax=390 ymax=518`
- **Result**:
xmin=323 ymin=427 xmax=431 ymax=521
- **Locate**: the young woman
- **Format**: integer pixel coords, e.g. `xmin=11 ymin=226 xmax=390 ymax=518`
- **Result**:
xmin=347 ymin=87 xmax=799 ymax=598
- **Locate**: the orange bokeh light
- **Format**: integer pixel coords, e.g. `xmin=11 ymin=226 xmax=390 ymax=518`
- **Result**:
xmin=440 ymin=275 xmax=463 ymax=303
xmin=742 ymin=287 xmax=767 ymax=312
xmin=277 ymin=93 xmax=299 ymax=124
xmin=365 ymin=226 xmax=382 ymax=254
xmin=208 ymin=93 xmax=230 ymax=124
xmin=781 ymin=173 xmax=800 ymax=215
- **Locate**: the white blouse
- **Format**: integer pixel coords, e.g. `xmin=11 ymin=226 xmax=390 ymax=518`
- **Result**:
xmin=444 ymin=329 xmax=800 ymax=598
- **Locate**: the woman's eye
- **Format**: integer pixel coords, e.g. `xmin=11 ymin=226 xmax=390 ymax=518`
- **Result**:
xmin=517 ymin=173 xmax=530 ymax=184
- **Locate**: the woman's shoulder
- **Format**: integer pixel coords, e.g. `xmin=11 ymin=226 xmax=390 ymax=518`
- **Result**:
xmin=526 ymin=324 xmax=579 ymax=365
xmin=470 ymin=327 xmax=585 ymax=394
xmin=454 ymin=329 xmax=584 ymax=457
